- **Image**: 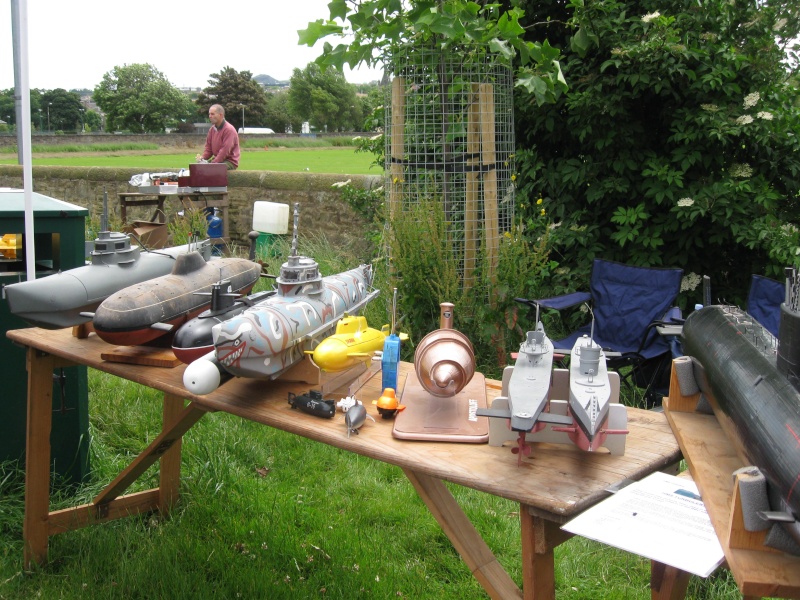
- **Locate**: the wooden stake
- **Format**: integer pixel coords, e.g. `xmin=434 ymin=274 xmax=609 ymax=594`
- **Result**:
xmin=479 ymin=84 xmax=499 ymax=280
xmin=464 ymin=84 xmax=481 ymax=290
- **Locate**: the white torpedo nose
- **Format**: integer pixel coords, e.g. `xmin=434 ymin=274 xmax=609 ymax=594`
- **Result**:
xmin=183 ymin=359 xmax=222 ymax=395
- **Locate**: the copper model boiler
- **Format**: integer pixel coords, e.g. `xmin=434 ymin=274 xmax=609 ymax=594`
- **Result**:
xmin=413 ymin=303 xmax=476 ymax=397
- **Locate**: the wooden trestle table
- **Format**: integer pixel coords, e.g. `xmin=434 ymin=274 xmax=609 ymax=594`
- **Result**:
xmin=9 ymin=326 xmax=682 ymax=599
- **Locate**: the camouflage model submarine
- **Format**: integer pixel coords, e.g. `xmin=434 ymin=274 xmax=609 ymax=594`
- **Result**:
xmin=183 ymin=203 xmax=378 ymax=395
xmin=3 ymin=231 xmax=213 ymax=330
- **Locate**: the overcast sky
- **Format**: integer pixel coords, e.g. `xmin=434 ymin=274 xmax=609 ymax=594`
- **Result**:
xmin=0 ymin=0 xmax=383 ymax=92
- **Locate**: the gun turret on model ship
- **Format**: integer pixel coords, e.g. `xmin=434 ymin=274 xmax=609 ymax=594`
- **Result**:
xmin=679 ymin=267 xmax=800 ymax=554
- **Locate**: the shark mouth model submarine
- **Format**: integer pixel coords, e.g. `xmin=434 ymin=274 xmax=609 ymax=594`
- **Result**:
xmin=183 ymin=203 xmax=378 ymax=395
xmin=171 ymin=283 xmax=277 ymax=364
xmin=682 ymin=274 xmax=800 ymax=549
xmin=3 ymin=231 xmax=213 ymax=330
xmin=92 ymin=251 xmax=262 ymax=347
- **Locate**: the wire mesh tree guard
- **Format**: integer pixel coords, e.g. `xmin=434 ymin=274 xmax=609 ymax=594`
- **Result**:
xmin=384 ymin=45 xmax=516 ymax=290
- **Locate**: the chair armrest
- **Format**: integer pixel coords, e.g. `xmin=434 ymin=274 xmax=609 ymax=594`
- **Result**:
xmin=529 ymin=292 xmax=592 ymax=311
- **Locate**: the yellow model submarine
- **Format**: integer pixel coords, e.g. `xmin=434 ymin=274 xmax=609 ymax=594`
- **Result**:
xmin=308 ymin=315 xmax=407 ymax=372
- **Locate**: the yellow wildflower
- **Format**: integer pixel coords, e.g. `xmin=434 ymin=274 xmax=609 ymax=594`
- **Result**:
xmin=536 ymin=198 xmax=543 ymax=205
xmin=540 ymin=209 xmax=546 ymax=216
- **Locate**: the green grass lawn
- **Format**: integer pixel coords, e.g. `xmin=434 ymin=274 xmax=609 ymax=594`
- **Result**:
xmin=0 ymin=148 xmax=383 ymax=176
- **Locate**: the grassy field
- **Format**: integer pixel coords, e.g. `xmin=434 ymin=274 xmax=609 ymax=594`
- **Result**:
xmin=0 ymin=148 xmax=382 ymax=175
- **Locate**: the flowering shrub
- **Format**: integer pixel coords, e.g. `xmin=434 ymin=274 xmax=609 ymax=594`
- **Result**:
xmin=514 ymin=0 xmax=800 ymax=304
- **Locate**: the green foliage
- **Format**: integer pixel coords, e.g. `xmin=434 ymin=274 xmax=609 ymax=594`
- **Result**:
xmin=262 ymin=89 xmax=302 ymax=134
xmin=299 ymin=0 xmax=568 ymax=106
xmin=514 ymin=0 xmax=800 ymax=303
xmin=93 ymin=64 xmax=195 ymax=133
xmin=0 ymin=142 xmax=159 ymax=154
xmin=383 ymin=198 xmax=554 ymax=375
xmin=168 ymin=207 xmax=209 ymax=246
xmin=41 ymin=88 xmax=83 ymax=132
xmin=287 ymin=63 xmax=363 ymax=132
xmin=333 ymin=180 xmax=385 ymax=252
xmin=196 ymin=67 xmax=270 ymax=130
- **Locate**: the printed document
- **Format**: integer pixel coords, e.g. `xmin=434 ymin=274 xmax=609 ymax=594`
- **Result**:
xmin=562 ymin=471 xmax=724 ymax=577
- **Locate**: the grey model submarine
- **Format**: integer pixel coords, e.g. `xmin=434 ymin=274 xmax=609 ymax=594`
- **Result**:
xmin=682 ymin=270 xmax=800 ymax=550
xmin=3 ymin=231 xmax=213 ymax=329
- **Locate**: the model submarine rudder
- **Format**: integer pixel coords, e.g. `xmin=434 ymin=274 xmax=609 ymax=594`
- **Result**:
xmin=183 ymin=203 xmax=378 ymax=395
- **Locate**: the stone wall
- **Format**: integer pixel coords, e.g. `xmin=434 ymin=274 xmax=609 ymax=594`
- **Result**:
xmin=0 ymin=165 xmax=382 ymax=252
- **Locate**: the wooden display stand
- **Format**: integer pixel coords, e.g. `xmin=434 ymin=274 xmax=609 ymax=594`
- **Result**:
xmin=663 ymin=362 xmax=800 ymax=599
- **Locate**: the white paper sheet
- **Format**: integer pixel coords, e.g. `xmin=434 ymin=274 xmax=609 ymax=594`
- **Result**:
xmin=562 ymin=471 xmax=725 ymax=577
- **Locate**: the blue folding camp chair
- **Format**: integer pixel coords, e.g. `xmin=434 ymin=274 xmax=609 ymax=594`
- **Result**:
xmin=747 ymin=274 xmax=785 ymax=337
xmin=517 ymin=258 xmax=684 ymax=406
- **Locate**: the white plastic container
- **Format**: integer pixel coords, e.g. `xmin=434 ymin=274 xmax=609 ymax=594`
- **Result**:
xmin=252 ymin=201 xmax=289 ymax=234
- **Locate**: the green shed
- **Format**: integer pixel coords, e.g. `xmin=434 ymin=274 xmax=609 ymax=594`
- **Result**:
xmin=0 ymin=189 xmax=90 ymax=484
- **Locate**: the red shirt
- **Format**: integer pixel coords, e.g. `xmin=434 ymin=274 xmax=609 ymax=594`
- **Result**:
xmin=202 ymin=120 xmax=240 ymax=168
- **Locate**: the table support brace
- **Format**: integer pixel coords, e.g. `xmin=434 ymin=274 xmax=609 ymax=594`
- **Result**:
xmin=403 ymin=468 xmax=522 ymax=599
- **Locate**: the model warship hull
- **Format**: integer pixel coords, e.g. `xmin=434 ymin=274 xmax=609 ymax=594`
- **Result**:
xmin=506 ymin=327 xmax=554 ymax=432
xmin=566 ymin=334 xmax=612 ymax=452
xmin=682 ymin=305 xmax=800 ymax=544
xmin=3 ymin=232 xmax=212 ymax=330
xmin=93 ymin=252 xmax=261 ymax=347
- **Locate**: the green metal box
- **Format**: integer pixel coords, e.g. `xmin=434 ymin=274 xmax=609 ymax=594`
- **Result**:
xmin=0 ymin=189 xmax=90 ymax=484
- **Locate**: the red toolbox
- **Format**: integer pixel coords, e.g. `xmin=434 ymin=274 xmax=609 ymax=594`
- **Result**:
xmin=189 ymin=163 xmax=228 ymax=187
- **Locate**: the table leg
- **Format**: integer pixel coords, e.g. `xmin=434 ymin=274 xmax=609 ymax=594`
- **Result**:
xmin=520 ymin=506 xmax=573 ymax=600
xmin=403 ymin=469 xmax=521 ymax=599
xmin=23 ymin=350 xmax=58 ymax=569
xmin=93 ymin=402 xmax=207 ymax=508
xmin=650 ymin=560 xmax=690 ymax=600
xmin=158 ymin=393 xmax=186 ymax=513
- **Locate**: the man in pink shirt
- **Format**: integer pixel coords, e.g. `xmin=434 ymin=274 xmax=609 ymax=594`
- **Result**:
xmin=196 ymin=104 xmax=240 ymax=169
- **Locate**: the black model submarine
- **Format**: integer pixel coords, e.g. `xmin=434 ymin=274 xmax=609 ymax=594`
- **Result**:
xmin=682 ymin=269 xmax=800 ymax=550
xmin=171 ymin=282 xmax=276 ymax=364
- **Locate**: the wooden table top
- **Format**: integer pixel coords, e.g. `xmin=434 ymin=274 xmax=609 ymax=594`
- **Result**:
xmin=8 ymin=326 xmax=681 ymax=522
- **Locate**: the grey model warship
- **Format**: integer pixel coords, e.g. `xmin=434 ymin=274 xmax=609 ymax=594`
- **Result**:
xmin=183 ymin=203 xmax=378 ymax=395
xmin=3 ymin=231 xmax=212 ymax=329
xmin=556 ymin=333 xmax=615 ymax=452
xmin=477 ymin=308 xmax=573 ymax=463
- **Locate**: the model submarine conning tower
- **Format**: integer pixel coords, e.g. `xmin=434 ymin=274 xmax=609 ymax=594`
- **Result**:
xmin=777 ymin=266 xmax=800 ymax=391
xmin=275 ymin=203 xmax=323 ymax=296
